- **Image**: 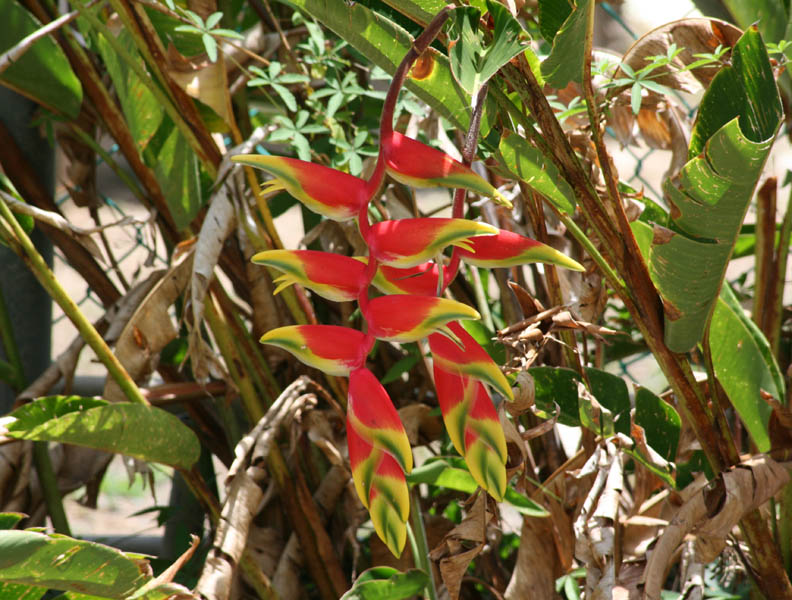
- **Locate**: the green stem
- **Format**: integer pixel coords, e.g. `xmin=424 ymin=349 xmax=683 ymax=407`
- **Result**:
xmin=470 ymin=265 xmax=494 ymax=331
xmin=0 ymin=270 xmax=72 ymax=535
xmin=0 ymin=286 xmax=24 ymax=390
xmin=0 ymin=196 xmax=149 ymax=406
xmin=409 ymin=489 xmax=438 ymax=600
xmin=32 ymin=442 xmax=72 ymax=535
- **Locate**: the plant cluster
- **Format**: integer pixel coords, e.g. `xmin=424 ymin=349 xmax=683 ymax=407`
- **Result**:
xmin=235 ymin=8 xmax=582 ymax=555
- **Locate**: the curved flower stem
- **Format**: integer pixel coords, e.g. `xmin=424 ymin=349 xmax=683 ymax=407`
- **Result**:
xmin=372 ymin=5 xmax=454 ymax=190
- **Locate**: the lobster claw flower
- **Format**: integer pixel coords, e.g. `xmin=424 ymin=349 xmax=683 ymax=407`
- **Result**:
xmin=252 ymin=249 xmax=366 ymax=302
xmin=429 ymin=322 xmax=513 ymax=402
xmin=367 ymin=218 xmax=497 ymax=268
xmin=347 ymin=368 xmax=413 ymax=556
xmin=259 ymin=325 xmax=367 ymax=375
xmin=232 ymin=154 xmax=368 ymax=221
xmin=381 ymin=131 xmax=512 ymax=208
xmin=457 ymin=229 xmax=585 ymax=271
xmin=433 ymin=365 xmax=507 ymax=501
xmin=366 ymin=295 xmax=480 ymax=343
xmin=371 ymin=261 xmax=442 ymax=296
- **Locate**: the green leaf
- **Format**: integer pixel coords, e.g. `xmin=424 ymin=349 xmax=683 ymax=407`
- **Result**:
xmin=407 ymin=460 xmax=478 ymax=493
xmin=0 ymin=0 xmax=82 ymax=118
xmin=0 ymin=514 xmax=25 ymax=531
xmin=0 ymin=530 xmax=148 ymax=597
xmin=448 ymin=0 xmax=528 ymax=96
xmin=497 ymin=129 xmax=576 ymax=214
xmin=721 ymin=0 xmax=787 ymax=45
xmin=94 ymin=28 xmax=163 ymax=150
xmin=0 ymin=583 xmax=46 ymax=600
xmin=154 ymin=126 xmax=203 ymax=231
xmin=634 ymin=388 xmax=681 ymax=462
xmin=709 ymin=286 xmax=783 ymax=452
xmin=649 ymin=27 xmax=782 ymax=352
xmin=540 ymin=0 xmax=593 ymax=88
xmin=584 ymin=367 xmax=630 ymax=436
xmin=286 ymin=0 xmax=479 ymax=132
xmin=406 ymin=459 xmax=548 ymax=515
xmin=340 ymin=567 xmax=429 ymax=600
xmin=538 ymin=0 xmax=573 ymax=43
xmin=202 ymin=32 xmax=217 ymax=62
xmin=380 ymin=350 xmax=421 ymax=385
xmin=529 ymin=366 xmax=580 ymax=426
xmin=4 ymin=397 xmax=200 ymax=469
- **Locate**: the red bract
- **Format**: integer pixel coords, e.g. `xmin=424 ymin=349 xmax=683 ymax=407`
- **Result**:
xmin=367 ymin=217 xmax=497 ymax=268
xmin=347 ymin=368 xmax=412 ymax=556
xmin=365 ymin=294 xmax=479 ymax=343
xmin=429 ymin=321 xmax=513 ymax=401
xmin=381 ymin=131 xmax=511 ymax=207
xmin=231 ymin=154 xmax=368 ymax=221
xmin=457 ymin=228 xmax=585 ymax=271
xmin=259 ymin=325 xmax=369 ymax=376
xmin=252 ymin=249 xmax=366 ymax=302
xmin=433 ymin=366 xmax=507 ymax=501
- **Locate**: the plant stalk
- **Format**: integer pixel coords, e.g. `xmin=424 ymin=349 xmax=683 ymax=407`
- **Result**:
xmin=0 ymin=197 xmax=149 ymax=406
xmin=410 ymin=488 xmax=438 ymax=600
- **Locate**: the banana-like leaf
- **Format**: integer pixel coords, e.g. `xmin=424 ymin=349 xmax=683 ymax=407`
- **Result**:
xmin=497 ymin=130 xmax=576 ymax=214
xmin=721 ymin=0 xmax=787 ymax=45
xmin=540 ymin=0 xmax=593 ymax=88
xmin=0 ymin=1 xmax=82 ymax=118
xmin=0 ymin=530 xmax=148 ymax=597
xmin=286 ymin=0 xmax=477 ymax=132
xmin=2 ymin=396 xmax=200 ymax=469
xmin=709 ymin=286 xmax=784 ymax=452
xmin=649 ymin=26 xmax=782 ymax=352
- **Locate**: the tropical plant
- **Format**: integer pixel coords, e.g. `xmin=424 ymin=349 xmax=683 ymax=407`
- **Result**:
xmin=1 ymin=0 xmax=792 ymax=599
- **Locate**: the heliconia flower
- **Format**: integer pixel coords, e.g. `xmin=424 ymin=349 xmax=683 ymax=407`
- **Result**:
xmin=372 ymin=261 xmax=442 ymax=296
xmin=365 ymin=295 xmax=480 ymax=343
xmin=381 ymin=131 xmax=512 ymax=207
xmin=231 ymin=154 xmax=367 ymax=221
xmin=457 ymin=228 xmax=585 ymax=272
xmin=347 ymin=368 xmax=412 ymax=556
xmin=259 ymin=325 xmax=368 ymax=375
xmin=252 ymin=249 xmax=366 ymax=302
xmin=429 ymin=322 xmax=514 ymax=402
xmin=433 ymin=366 xmax=507 ymax=501
xmin=367 ymin=218 xmax=497 ymax=268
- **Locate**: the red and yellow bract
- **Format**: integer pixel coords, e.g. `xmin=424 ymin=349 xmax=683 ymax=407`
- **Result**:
xmin=433 ymin=365 xmax=507 ymax=501
xmin=372 ymin=261 xmax=441 ymax=296
xmin=231 ymin=154 xmax=367 ymax=221
xmin=347 ymin=368 xmax=412 ymax=556
xmin=429 ymin=321 xmax=514 ymax=401
xmin=367 ymin=217 xmax=497 ymax=268
xmin=252 ymin=249 xmax=366 ymax=302
xmin=365 ymin=295 xmax=480 ymax=343
xmin=381 ymin=131 xmax=511 ymax=207
xmin=458 ymin=228 xmax=585 ymax=271
xmin=259 ymin=325 xmax=368 ymax=376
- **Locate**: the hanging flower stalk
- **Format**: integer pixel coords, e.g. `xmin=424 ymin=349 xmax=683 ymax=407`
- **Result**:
xmin=234 ymin=6 xmax=583 ymax=556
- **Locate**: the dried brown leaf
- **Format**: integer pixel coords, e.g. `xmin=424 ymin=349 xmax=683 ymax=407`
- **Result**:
xmin=430 ymin=493 xmax=491 ymax=600
xmin=104 ymin=251 xmax=194 ymax=402
xmin=616 ymin=19 xmax=742 ymax=94
xmin=641 ymin=455 xmax=790 ymax=599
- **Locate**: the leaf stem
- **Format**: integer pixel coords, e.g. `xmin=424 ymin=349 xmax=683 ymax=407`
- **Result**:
xmin=409 ymin=488 xmax=439 ymax=600
xmin=0 ymin=197 xmax=149 ymax=406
